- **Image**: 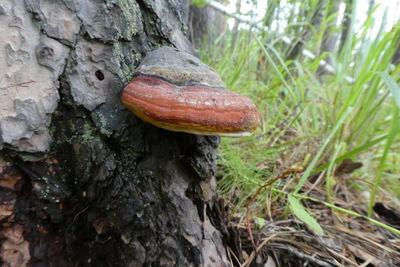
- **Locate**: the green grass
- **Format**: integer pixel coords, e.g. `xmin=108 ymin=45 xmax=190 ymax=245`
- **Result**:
xmin=198 ymin=6 xmax=400 ymax=234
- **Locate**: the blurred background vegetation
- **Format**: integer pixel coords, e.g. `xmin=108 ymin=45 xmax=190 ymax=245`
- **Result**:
xmin=189 ymin=0 xmax=400 ymax=236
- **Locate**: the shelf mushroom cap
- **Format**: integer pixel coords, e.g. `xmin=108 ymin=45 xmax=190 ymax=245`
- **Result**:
xmin=122 ymin=46 xmax=261 ymax=137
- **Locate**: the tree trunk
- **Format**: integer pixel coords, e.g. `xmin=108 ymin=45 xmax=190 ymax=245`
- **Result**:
xmin=338 ymin=0 xmax=353 ymax=53
xmin=319 ymin=0 xmax=341 ymax=56
xmin=262 ymin=0 xmax=279 ymax=29
xmin=286 ymin=0 xmax=327 ymax=60
xmin=0 ymin=1 xmax=228 ymax=266
xmin=230 ymin=0 xmax=242 ymax=51
xmin=316 ymin=0 xmax=341 ymax=75
xmin=188 ymin=3 xmax=226 ymax=49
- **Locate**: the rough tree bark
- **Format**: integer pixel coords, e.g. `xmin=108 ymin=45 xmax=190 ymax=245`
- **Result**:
xmin=0 ymin=0 xmax=229 ymax=266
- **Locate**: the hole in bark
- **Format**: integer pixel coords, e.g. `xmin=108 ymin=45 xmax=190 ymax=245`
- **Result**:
xmin=95 ymin=70 xmax=105 ymax=81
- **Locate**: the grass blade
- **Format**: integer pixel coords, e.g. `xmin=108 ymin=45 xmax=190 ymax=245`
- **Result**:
xmin=288 ymin=194 xmax=324 ymax=235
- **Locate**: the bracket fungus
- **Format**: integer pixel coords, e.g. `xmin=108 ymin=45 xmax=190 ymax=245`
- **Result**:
xmin=122 ymin=46 xmax=260 ymax=137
